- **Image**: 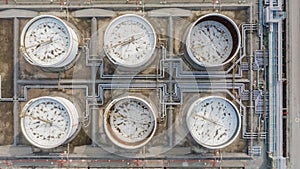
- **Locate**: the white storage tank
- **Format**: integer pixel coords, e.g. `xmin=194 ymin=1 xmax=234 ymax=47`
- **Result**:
xmin=185 ymin=13 xmax=241 ymax=67
xmin=103 ymin=96 xmax=157 ymax=149
xmin=186 ymin=96 xmax=241 ymax=149
xmin=20 ymin=15 xmax=79 ymax=69
xmin=20 ymin=96 xmax=80 ymax=149
xmin=103 ymin=14 xmax=157 ymax=70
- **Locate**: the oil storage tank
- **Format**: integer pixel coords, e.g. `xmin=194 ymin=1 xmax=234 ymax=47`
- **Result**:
xmin=186 ymin=96 xmax=241 ymax=149
xmin=185 ymin=13 xmax=241 ymax=68
xmin=20 ymin=96 xmax=80 ymax=149
xmin=103 ymin=95 xmax=157 ymax=149
xmin=20 ymin=15 xmax=79 ymax=69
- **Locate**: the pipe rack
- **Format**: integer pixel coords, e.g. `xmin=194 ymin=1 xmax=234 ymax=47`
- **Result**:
xmin=265 ymin=0 xmax=286 ymax=168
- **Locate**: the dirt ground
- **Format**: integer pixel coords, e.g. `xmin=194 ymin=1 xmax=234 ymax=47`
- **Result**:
xmin=0 ymin=19 xmax=14 ymax=145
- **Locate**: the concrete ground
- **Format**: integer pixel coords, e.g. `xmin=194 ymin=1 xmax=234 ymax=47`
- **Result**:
xmin=287 ymin=0 xmax=300 ymax=168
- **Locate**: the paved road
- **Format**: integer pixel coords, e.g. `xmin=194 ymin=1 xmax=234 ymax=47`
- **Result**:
xmin=288 ymin=0 xmax=300 ymax=168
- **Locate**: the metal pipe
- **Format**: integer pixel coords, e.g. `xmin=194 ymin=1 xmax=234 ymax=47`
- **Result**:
xmin=259 ymin=0 xmax=263 ymax=49
xmin=276 ymin=18 xmax=284 ymax=165
xmin=167 ymin=104 xmax=174 ymax=147
xmin=18 ymin=80 xmax=164 ymax=88
xmin=268 ymin=2 xmax=275 ymax=154
xmin=236 ymin=23 xmax=268 ymax=140
xmin=17 ymin=78 xmax=250 ymax=85
xmin=266 ymin=1 xmax=286 ymax=168
xmin=13 ymin=17 xmax=19 ymax=146
xmin=0 ymin=3 xmax=252 ymax=11
xmin=249 ymin=4 xmax=254 ymax=156
xmin=168 ymin=16 xmax=173 ymax=58
xmin=91 ymin=17 xmax=98 ymax=146
xmin=263 ymin=47 xmax=267 ymax=140
xmin=167 ymin=16 xmax=174 ymax=147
